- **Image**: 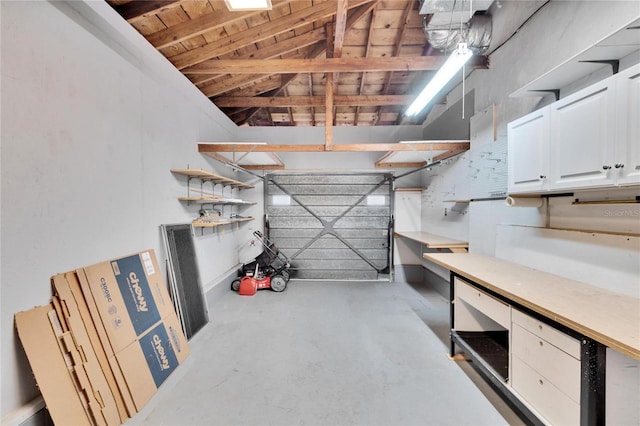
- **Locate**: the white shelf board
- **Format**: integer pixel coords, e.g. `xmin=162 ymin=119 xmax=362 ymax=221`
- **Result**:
xmin=511 ymin=17 xmax=640 ymax=98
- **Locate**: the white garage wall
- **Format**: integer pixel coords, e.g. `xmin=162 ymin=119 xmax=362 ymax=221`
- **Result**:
xmin=421 ymin=0 xmax=640 ymax=271
xmin=418 ymin=2 xmax=640 ymax=423
xmin=0 ymin=1 xmax=253 ymax=418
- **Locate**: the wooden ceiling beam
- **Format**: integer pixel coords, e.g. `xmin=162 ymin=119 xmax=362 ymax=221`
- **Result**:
xmin=241 ymin=0 xmax=380 ymax=126
xmin=221 ymin=77 xmax=284 ymax=98
xmin=198 ymin=142 xmax=470 ymax=153
xmin=333 ymin=0 xmax=348 ymax=59
xmin=262 ymin=1 xmax=380 ymax=94
xmin=309 ymin=74 xmax=317 ymax=127
xmin=171 ymin=0 xmax=375 ymax=70
xmin=377 ymin=0 xmax=415 ymax=124
xmin=214 ymin=95 xmax=415 ymax=107
xmin=199 ymin=50 xmax=308 ymax=98
xmin=185 ymin=56 xmax=463 ymax=74
xmin=114 ymin=0 xmax=183 ymax=22
xmin=325 ymin=21 xmax=335 ymax=150
xmin=354 ymin=4 xmax=378 ymax=125
xmin=201 ymin=74 xmax=271 ymax=98
xmin=193 ymin=28 xmax=326 ymax=89
xmin=146 ymin=0 xmax=294 ymax=49
xmin=236 ymin=74 xmax=300 ymax=125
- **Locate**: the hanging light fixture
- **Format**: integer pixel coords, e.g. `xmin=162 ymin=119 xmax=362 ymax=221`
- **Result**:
xmin=405 ymin=42 xmax=473 ymax=117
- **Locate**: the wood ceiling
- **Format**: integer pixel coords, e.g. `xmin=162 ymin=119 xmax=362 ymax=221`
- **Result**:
xmin=107 ymin=0 xmax=488 ymax=128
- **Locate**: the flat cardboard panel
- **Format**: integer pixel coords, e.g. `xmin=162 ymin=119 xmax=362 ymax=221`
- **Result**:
xmin=16 ymin=251 xmax=189 ymax=425
xmin=82 ymin=250 xmax=174 ymax=354
xmin=15 ymin=305 xmax=91 ymax=426
xmin=75 ymin=268 xmax=138 ymax=417
xmin=52 ymin=273 xmax=128 ymax=424
xmin=115 ymin=312 xmax=190 ymax=410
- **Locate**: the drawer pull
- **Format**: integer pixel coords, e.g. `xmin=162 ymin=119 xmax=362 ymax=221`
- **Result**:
xmin=538 ymin=324 xmax=543 ymax=331
xmin=539 ymin=379 xmax=544 ymax=386
xmin=539 ymin=341 xmax=544 ymax=347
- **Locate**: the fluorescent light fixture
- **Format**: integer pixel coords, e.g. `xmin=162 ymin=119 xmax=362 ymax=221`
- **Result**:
xmin=224 ymin=0 xmax=272 ymax=11
xmin=405 ymin=43 xmax=473 ymax=117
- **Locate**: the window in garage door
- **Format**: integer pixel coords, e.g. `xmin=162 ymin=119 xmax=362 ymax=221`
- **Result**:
xmin=265 ymin=172 xmax=394 ymax=281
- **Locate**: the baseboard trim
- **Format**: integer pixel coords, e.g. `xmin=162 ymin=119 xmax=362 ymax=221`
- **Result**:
xmin=204 ymin=266 xmax=240 ymax=310
xmin=1 ymin=397 xmax=45 ymax=426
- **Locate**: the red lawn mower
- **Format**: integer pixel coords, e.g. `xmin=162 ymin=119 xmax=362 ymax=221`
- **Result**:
xmin=231 ymin=231 xmax=291 ymax=296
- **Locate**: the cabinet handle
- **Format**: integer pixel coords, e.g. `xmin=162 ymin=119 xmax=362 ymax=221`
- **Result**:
xmin=539 ymin=175 xmax=546 ymax=179
xmin=539 ymin=379 xmax=544 ymax=386
xmin=539 ymin=341 xmax=544 ymax=347
xmin=615 ymin=163 xmax=624 ymax=169
xmin=538 ymin=324 xmax=543 ymax=331
xmin=602 ymin=165 xmax=612 ymax=170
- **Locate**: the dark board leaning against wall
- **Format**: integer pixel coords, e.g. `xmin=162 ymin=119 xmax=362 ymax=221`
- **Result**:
xmin=265 ymin=173 xmax=393 ymax=281
xmin=162 ymin=224 xmax=208 ymax=339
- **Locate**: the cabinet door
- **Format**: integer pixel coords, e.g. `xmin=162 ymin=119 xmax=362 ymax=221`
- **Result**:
xmin=615 ymin=64 xmax=640 ymax=186
xmin=549 ymin=77 xmax=616 ymax=190
xmin=507 ymin=107 xmax=549 ymax=194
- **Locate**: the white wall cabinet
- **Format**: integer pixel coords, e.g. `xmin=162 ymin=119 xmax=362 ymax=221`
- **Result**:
xmin=549 ymin=77 xmax=617 ymax=190
xmin=507 ymin=108 xmax=550 ymax=194
xmin=508 ymin=63 xmax=640 ymax=194
xmin=615 ymin=64 xmax=640 ymax=186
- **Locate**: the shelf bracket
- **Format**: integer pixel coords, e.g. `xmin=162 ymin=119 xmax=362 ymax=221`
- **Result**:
xmin=578 ymin=59 xmax=620 ymax=75
xmin=528 ymin=89 xmax=560 ymax=101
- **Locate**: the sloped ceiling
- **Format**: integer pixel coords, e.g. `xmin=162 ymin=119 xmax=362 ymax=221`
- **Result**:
xmin=106 ymin=0 xmax=490 ymax=128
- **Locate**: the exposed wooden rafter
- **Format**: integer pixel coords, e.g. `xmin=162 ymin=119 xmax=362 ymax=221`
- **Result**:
xmin=185 ymin=56 xmax=488 ymax=75
xmin=198 ymin=141 xmax=470 ymax=153
xmin=170 ymin=0 xmax=374 ymax=70
xmin=214 ymin=95 xmax=415 ymax=108
xmin=146 ymin=1 xmax=293 ymax=49
xmin=376 ymin=0 xmax=415 ymax=124
xmin=114 ymin=0 xmax=183 ymax=22
xmin=354 ymin=4 xmax=378 ymax=125
xmin=193 ymin=27 xmax=326 ymax=88
xmin=239 ymin=0 xmax=380 ymax=127
xmin=107 ymin=0 xmax=489 ymax=128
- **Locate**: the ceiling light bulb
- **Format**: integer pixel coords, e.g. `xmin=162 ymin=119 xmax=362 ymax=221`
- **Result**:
xmin=405 ymin=43 xmax=473 ymax=117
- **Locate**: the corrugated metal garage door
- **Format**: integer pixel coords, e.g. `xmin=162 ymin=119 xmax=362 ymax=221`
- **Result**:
xmin=265 ymin=172 xmax=393 ymax=280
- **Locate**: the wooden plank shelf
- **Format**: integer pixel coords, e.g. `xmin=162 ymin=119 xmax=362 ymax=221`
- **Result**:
xmin=171 ymin=168 xmax=254 ymax=189
xmin=394 ymin=231 xmax=469 ymax=253
xmin=191 ymin=217 xmax=254 ymax=228
xmin=178 ymin=197 xmax=256 ymax=206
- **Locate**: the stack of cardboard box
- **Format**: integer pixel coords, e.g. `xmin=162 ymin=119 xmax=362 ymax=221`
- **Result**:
xmin=15 ymin=250 xmax=190 ymax=425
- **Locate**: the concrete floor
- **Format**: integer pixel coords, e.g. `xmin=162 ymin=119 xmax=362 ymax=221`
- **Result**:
xmin=127 ymin=279 xmax=524 ymax=426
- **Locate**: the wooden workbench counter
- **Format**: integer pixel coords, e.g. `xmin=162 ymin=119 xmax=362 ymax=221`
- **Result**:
xmin=423 ymin=252 xmax=640 ymax=361
xmin=394 ymin=231 xmax=468 ymax=252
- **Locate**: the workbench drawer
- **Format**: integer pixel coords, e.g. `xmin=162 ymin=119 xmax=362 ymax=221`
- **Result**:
xmin=512 ymin=309 xmax=581 ymax=359
xmin=455 ymin=278 xmax=510 ymax=329
xmin=512 ymin=324 xmax=581 ymax=402
xmin=512 ymin=355 xmax=580 ymax=425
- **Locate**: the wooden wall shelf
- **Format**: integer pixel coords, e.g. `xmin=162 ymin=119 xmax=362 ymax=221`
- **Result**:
xmin=171 ymin=168 xmax=254 ymax=190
